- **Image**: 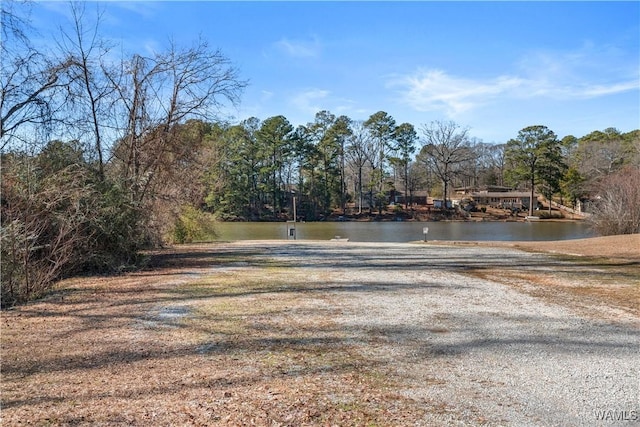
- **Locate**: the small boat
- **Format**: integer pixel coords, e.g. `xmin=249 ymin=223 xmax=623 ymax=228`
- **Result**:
xmin=525 ymin=216 xmax=541 ymax=221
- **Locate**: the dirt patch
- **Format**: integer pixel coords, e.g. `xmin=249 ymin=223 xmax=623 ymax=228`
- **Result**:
xmin=430 ymin=233 xmax=640 ymax=261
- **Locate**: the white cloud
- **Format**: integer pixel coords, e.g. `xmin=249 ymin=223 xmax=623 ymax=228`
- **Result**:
xmin=579 ymin=81 xmax=639 ymax=97
xmin=390 ymin=64 xmax=638 ymax=118
xmin=290 ymin=88 xmax=330 ymax=116
xmin=274 ymin=36 xmax=321 ymax=58
xmin=285 ymin=89 xmax=368 ymax=123
xmin=260 ymin=90 xmax=274 ymax=101
xmin=106 ymin=1 xmax=161 ymax=19
xmin=390 ymin=42 xmax=638 ymax=119
xmin=389 ymin=69 xmax=525 ymax=116
xmin=514 ymin=45 xmax=639 ymax=98
xmin=334 ymin=101 xmax=362 ymax=116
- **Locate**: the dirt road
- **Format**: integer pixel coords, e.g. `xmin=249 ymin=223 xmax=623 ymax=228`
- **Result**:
xmin=2 ymin=240 xmax=638 ymax=426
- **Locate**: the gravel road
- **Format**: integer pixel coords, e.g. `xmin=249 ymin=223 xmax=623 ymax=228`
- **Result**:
xmin=235 ymin=240 xmax=640 ymax=426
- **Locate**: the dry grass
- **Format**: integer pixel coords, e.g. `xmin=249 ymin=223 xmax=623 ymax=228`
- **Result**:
xmin=1 ymin=246 xmax=427 ymax=426
xmin=434 ymin=233 xmax=640 ymax=260
xmin=449 ymin=234 xmax=640 ymax=319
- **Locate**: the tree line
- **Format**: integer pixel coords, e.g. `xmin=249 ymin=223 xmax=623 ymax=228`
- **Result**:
xmin=202 ymin=116 xmax=639 ymax=221
xmin=1 ymin=2 xmax=639 ymax=306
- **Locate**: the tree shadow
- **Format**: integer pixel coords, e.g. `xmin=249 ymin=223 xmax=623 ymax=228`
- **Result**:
xmin=5 ymin=241 xmax=638 ymax=420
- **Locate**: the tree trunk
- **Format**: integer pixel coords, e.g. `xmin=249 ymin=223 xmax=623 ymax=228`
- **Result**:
xmin=357 ymin=167 xmax=363 ymax=214
xmin=529 ymin=180 xmax=535 ymax=217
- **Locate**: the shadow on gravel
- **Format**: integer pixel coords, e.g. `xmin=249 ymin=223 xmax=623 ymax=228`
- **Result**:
xmin=148 ymin=243 xmax=559 ymax=272
xmin=6 ymin=302 xmax=637 ymax=385
xmin=408 ymin=315 xmax=640 ymax=357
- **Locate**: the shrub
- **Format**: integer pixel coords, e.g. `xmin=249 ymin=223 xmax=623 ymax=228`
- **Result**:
xmin=538 ymin=211 xmax=564 ymax=220
xmin=1 ymin=148 xmax=146 ymax=307
xmin=170 ymin=205 xmax=217 ymax=244
xmin=588 ymin=167 xmax=640 ymax=236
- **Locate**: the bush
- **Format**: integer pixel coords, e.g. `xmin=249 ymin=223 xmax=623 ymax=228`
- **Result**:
xmin=1 ymin=147 xmax=147 ymax=307
xmin=538 ymin=211 xmax=564 ymax=219
xmin=170 ymin=205 xmax=217 ymax=244
xmin=588 ymin=167 xmax=640 ymax=236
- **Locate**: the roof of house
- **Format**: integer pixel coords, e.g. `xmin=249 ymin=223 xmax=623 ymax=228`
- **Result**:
xmin=455 ymin=185 xmax=515 ymax=193
xmin=471 ymin=191 xmax=533 ymax=198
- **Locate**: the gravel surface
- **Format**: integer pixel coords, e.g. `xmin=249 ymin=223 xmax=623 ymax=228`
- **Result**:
xmin=237 ymin=241 xmax=640 ymax=426
xmin=3 ymin=239 xmax=638 ymax=426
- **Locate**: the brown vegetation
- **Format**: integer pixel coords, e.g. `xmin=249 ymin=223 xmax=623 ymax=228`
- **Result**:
xmin=588 ymin=167 xmax=640 ymax=235
xmin=439 ymin=233 xmax=640 ymax=260
xmin=1 ymin=246 xmax=428 ymax=425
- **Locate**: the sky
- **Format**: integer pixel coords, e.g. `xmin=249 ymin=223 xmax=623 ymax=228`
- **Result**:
xmin=29 ymin=1 xmax=640 ymax=143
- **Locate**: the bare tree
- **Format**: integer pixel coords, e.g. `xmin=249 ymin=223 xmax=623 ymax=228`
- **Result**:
xmin=404 ymin=161 xmax=421 ymax=207
xmin=589 ymin=166 xmax=640 ymax=235
xmin=56 ymin=2 xmax=116 ymax=179
xmin=419 ymin=120 xmax=473 ymax=206
xmin=455 ymin=137 xmax=482 ymax=189
xmin=487 ymin=143 xmax=507 ymax=186
xmin=345 ymin=120 xmax=374 ymax=214
xmin=110 ymin=38 xmax=247 ymax=204
xmin=1 ymin=1 xmax=73 ymax=148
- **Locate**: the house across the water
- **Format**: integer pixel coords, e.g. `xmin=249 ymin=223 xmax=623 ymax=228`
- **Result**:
xmin=469 ymin=191 xmax=533 ymax=210
xmin=452 ymin=186 xmax=536 ymax=210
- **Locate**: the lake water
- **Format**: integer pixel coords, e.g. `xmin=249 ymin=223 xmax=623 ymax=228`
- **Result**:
xmin=213 ymin=221 xmax=595 ymax=243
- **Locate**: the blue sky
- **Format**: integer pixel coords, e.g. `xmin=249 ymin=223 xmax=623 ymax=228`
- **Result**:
xmin=31 ymin=1 xmax=640 ymax=143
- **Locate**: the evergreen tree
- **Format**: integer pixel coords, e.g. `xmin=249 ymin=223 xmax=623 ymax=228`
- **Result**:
xmin=364 ymin=111 xmax=396 ymax=214
xmin=256 ymin=115 xmax=294 ymax=217
xmin=393 ymin=123 xmax=417 ymax=209
xmin=505 ymin=125 xmax=566 ymax=216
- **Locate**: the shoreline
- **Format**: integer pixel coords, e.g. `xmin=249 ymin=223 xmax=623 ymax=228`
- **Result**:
xmin=218 ymin=216 xmax=586 ymax=223
xmin=188 ymin=233 xmax=638 ymax=261
xmin=209 ymin=233 xmax=638 ymax=261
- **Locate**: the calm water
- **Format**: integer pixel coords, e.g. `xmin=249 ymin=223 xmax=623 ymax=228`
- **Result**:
xmin=213 ymin=221 xmax=595 ymax=242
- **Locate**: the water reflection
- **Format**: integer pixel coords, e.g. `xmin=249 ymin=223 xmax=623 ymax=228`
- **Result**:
xmin=213 ymin=221 xmax=595 ymax=242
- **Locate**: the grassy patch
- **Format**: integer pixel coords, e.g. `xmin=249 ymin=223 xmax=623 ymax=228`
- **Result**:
xmin=156 ymin=263 xmax=428 ymax=424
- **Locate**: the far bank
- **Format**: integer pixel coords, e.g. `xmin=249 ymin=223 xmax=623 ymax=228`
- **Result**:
xmin=211 ymin=220 xmax=594 ymax=243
